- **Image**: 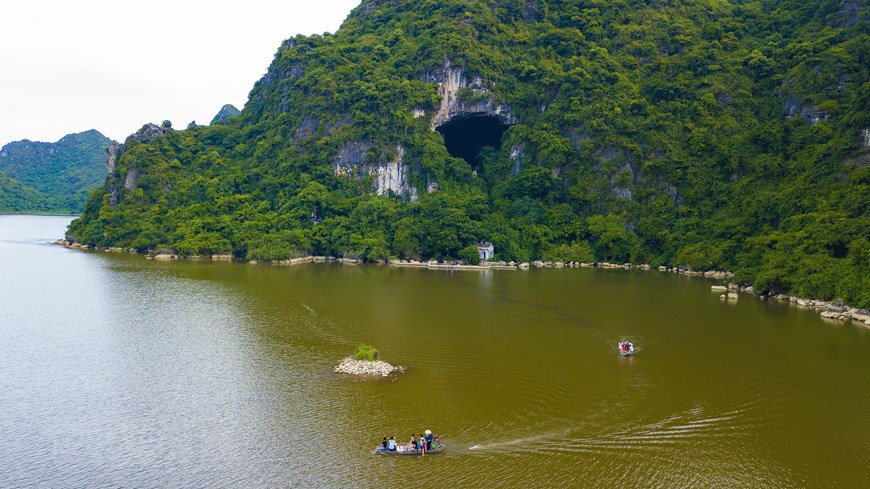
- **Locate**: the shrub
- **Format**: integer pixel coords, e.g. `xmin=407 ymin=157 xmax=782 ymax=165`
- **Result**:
xmin=354 ymin=343 xmax=379 ymax=362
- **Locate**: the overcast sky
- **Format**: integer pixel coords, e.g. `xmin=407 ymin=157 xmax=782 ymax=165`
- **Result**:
xmin=0 ymin=1 xmax=361 ymax=146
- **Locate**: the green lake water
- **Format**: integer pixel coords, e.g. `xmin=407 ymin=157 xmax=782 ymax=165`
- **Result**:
xmin=1 ymin=215 xmax=868 ymax=487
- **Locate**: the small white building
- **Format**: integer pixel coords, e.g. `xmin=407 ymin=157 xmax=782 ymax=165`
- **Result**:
xmin=476 ymin=242 xmax=494 ymax=261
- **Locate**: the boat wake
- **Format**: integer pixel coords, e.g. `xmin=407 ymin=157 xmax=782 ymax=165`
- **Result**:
xmin=462 ymin=385 xmax=785 ymax=458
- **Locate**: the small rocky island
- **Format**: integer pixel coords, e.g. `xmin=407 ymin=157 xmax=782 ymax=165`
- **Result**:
xmin=334 ymin=357 xmax=405 ymax=377
xmin=334 ymin=344 xmax=405 ymax=377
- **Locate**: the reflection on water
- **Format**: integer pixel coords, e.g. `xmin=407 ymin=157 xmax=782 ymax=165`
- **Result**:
xmin=1 ymin=215 xmax=869 ymax=487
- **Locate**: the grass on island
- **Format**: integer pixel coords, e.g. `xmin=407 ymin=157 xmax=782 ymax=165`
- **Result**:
xmin=354 ymin=343 xmax=379 ymax=362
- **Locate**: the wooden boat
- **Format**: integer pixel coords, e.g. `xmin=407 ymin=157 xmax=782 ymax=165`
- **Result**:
xmin=375 ymin=443 xmax=445 ymax=456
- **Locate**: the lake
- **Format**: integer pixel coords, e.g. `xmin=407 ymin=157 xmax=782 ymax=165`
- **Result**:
xmin=1 ymin=214 xmax=868 ymax=487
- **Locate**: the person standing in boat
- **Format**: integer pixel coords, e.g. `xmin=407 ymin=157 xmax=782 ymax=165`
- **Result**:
xmin=425 ymin=430 xmax=433 ymax=450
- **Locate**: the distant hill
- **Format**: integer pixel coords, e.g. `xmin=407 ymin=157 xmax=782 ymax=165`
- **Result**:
xmin=210 ymin=104 xmax=241 ymax=125
xmin=0 ymin=129 xmax=112 ymax=213
xmin=0 ymin=170 xmax=50 ymax=213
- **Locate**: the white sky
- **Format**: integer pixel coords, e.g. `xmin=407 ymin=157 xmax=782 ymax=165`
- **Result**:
xmin=0 ymin=1 xmax=361 ymax=146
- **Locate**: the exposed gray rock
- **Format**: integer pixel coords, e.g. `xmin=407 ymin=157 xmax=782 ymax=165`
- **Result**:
xmin=109 ymin=183 xmax=119 ymax=206
xmin=426 ymin=60 xmax=514 ymax=130
xmin=106 ymin=141 xmax=121 ymax=175
xmin=294 ymin=116 xmax=321 ymax=141
xmin=334 ymin=141 xmax=370 ymax=177
xmin=784 ymin=97 xmax=830 ymax=125
xmin=124 ymin=167 xmax=138 ymax=191
xmin=510 ymin=143 xmax=525 ymax=174
xmin=373 ymin=145 xmax=410 ymax=197
xmin=333 ymin=142 xmax=415 ymax=199
xmin=131 ymin=123 xmax=168 ymax=144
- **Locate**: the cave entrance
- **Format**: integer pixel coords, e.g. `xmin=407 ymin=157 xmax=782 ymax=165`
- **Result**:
xmin=436 ymin=115 xmax=507 ymax=170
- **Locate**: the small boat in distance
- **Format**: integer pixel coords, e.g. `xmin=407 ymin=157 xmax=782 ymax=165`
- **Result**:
xmin=618 ymin=341 xmax=635 ymax=356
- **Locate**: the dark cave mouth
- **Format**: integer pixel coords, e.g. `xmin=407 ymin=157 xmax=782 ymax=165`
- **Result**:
xmin=436 ymin=115 xmax=508 ymax=169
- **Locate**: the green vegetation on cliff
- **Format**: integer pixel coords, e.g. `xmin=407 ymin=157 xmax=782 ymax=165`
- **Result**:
xmin=0 ymin=129 xmax=112 ymax=213
xmin=68 ymin=0 xmax=869 ymax=307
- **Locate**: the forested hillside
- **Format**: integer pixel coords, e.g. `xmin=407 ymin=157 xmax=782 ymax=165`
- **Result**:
xmin=68 ymin=0 xmax=869 ymax=307
xmin=0 ymin=129 xmax=112 ymax=213
xmin=0 ymin=171 xmax=51 ymax=212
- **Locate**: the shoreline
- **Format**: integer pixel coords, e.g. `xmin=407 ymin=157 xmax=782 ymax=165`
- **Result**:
xmin=52 ymin=240 xmax=869 ymax=328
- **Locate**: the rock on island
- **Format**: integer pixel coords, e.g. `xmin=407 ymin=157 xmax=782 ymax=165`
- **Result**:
xmin=334 ymin=357 xmax=405 ymax=377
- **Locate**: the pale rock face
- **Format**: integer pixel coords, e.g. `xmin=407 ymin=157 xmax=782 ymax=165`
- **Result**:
xmin=510 ymin=144 xmax=525 ymax=173
xmin=374 ymin=145 xmax=408 ymax=197
xmin=106 ymin=141 xmax=121 ymax=175
xmin=613 ymin=163 xmax=634 ymax=201
xmin=430 ymin=60 xmax=513 ymax=129
xmin=335 ymin=142 xmax=416 ymax=199
xmin=124 ymin=167 xmax=138 ymax=191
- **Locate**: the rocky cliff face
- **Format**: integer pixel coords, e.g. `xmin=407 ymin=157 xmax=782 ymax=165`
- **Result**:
xmin=425 ymin=60 xmax=514 ymax=129
xmin=374 ymin=146 xmax=416 ymax=200
xmin=106 ymin=141 xmax=122 ymax=175
xmin=104 ymin=124 xmax=173 ymax=206
xmin=783 ymin=97 xmax=830 ymax=125
xmin=328 ymin=59 xmax=514 ymax=197
xmin=334 ymin=142 xmax=416 ymax=200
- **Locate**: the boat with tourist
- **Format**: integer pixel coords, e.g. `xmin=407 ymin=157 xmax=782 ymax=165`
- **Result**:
xmin=376 ymin=443 xmax=445 ymax=456
xmin=375 ymin=432 xmax=444 ymax=456
xmin=618 ymin=341 xmax=635 ymax=356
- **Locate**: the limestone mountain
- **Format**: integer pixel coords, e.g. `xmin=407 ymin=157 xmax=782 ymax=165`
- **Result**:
xmin=210 ymin=104 xmax=242 ymax=125
xmin=0 ymin=129 xmax=113 ymax=213
xmin=69 ymin=0 xmax=869 ymax=307
xmin=0 ymin=171 xmax=50 ymax=212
